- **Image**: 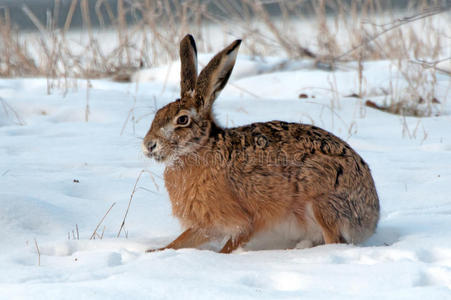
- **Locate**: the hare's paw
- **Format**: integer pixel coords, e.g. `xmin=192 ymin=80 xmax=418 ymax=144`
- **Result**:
xmin=295 ymin=240 xmax=314 ymax=249
xmin=145 ymin=247 xmax=165 ymax=253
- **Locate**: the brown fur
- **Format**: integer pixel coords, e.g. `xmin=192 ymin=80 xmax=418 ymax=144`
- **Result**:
xmin=179 ymin=34 xmax=197 ymax=97
xmin=143 ymin=35 xmax=380 ymax=253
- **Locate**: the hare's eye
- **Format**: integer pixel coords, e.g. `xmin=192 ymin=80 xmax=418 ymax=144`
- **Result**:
xmin=176 ymin=115 xmax=190 ymax=126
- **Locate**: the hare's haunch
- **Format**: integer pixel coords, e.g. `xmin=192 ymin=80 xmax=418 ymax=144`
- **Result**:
xmin=143 ymin=35 xmax=379 ymax=253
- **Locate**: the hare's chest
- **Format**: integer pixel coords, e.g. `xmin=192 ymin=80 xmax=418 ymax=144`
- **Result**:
xmin=164 ymin=166 xmax=229 ymax=227
xmin=164 ymin=165 xmax=212 ymax=202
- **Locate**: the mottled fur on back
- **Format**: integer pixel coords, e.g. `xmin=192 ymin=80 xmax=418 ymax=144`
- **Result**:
xmin=143 ymin=35 xmax=380 ymax=253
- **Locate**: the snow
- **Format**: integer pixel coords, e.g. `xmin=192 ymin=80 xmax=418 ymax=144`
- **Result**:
xmin=1 ymin=54 xmax=451 ymax=299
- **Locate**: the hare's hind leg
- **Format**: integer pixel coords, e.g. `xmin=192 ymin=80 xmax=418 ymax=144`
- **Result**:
xmin=146 ymin=228 xmax=210 ymax=252
xmin=312 ymin=199 xmax=347 ymax=244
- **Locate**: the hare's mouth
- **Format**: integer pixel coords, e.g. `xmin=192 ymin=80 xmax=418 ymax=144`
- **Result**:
xmin=142 ymin=142 xmax=167 ymax=162
xmin=142 ymin=149 xmax=165 ymax=162
xmin=153 ymin=154 xmax=165 ymax=162
xmin=148 ymin=151 xmax=167 ymax=162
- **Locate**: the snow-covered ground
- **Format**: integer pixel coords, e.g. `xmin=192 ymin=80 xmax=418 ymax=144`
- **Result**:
xmin=1 ymin=54 xmax=451 ymax=299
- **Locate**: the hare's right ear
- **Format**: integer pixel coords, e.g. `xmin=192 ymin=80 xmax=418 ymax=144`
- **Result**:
xmin=195 ymin=39 xmax=241 ymax=114
xmin=180 ymin=34 xmax=198 ymax=98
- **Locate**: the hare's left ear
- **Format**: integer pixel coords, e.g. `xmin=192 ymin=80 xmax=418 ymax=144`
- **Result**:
xmin=195 ymin=39 xmax=241 ymax=113
xmin=180 ymin=34 xmax=198 ymax=98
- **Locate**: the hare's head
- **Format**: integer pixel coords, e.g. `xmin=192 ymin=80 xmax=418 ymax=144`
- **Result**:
xmin=143 ymin=34 xmax=241 ymax=162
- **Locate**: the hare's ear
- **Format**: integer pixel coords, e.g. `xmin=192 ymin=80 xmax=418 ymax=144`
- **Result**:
xmin=180 ymin=34 xmax=198 ymax=98
xmin=195 ymin=39 xmax=241 ymax=112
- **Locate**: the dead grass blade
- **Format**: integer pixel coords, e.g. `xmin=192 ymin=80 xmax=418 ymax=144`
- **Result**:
xmin=34 ymin=238 xmax=41 ymax=266
xmin=90 ymin=202 xmax=116 ymax=240
xmin=117 ymin=170 xmax=145 ymax=238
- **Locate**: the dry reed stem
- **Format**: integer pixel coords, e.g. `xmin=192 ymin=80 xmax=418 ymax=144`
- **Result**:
xmin=34 ymin=238 xmax=41 ymax=266
xmin=90 ymin=202 xmax=116 ymax=240
xmin=334 ymin=4 xmax=451 ymax=61
xmin=144 ymin=169 xmax=161 ymax=192
xmin=85 ymin=79 xmax=91 ymax=122
xmin=22 ymin=5 xmax=47 ymax=35
xmin=1 ymin=97 xmax=25 ymax=125
xmin=63 ymin=0 xmax=78 ymax=34
xmin=117 ymin=170 xmax=145 ymax=238
xmin=100 ymin=225 xmax=106 ymax=239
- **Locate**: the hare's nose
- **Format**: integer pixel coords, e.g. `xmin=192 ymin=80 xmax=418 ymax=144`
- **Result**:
xmin=147 ymin=141 xmax=157 ymax=152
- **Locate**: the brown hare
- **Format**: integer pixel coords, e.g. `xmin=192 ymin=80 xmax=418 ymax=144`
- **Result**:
xmin=143 ymin=34 xmax=380 ymax=254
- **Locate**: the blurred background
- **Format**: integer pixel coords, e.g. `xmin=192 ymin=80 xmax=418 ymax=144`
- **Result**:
xmin=0 ymin=0 xmax=449 ymax=117
xmin=1 ymin=0 xmax=429 ymax=29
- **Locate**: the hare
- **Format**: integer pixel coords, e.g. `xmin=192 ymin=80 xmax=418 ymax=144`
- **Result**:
xmin=143 ymin=34 xmax=380 ymax=254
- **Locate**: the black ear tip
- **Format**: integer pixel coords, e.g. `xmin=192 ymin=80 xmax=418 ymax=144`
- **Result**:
xmin=181 ymin=34 xmax=197 ymax=55
xmin=181 ymin=34 xmax=195 ymax=44
xmin=188 ymin=35 xmax=197 ymax=54
xmin=226 ymin=39 xmax=242 ymax=54
xmin=233 ymin=40 xmax=242 ymax=48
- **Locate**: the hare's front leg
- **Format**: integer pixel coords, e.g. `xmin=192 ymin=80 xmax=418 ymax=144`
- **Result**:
xmin=146 ymin=228 xmax=210 ymax=252
xmin=220 ymin=231 xmax=253 ymax=254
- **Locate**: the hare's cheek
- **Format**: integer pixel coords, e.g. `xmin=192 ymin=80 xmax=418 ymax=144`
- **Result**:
xmin=189 ymin=137 xmax=201 ymax=145
xmin=160 ymin=125 xmax=175 ymax=139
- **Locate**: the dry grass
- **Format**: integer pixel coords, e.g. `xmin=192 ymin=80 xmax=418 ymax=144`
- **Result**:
xmin=0 ymin=0 xmax=450 ymax=116
xmin=1 ymin=97 xmax=25 ymax=125
xmin=90 ymin=202 xmax=116 ymax=240
xmin=34 ymin=238 xmax=41 ymax=266
xmin=117 ymin=169 xmax=144 ymax=238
